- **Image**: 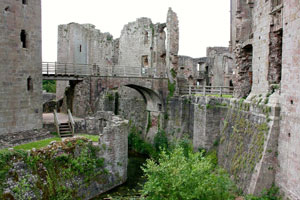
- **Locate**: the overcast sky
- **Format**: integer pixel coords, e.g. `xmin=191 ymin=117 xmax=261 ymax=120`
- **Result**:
xmin=42 ymin=0 xmax=230 ymax=61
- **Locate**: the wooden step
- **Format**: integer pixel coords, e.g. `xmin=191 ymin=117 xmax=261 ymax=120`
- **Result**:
xmin=60 ymin=131 xmax=71 ymax=134
xmin=60 ymin=134 xmax=73 ymax=137
xmin=59 ymin=128 xmax=71 ymax=131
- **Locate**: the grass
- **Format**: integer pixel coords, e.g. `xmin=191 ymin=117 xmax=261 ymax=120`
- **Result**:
xmin=0 ymin=134 xmax=99 ymax=152
xmin=13 ymin=137 xmax=62 ymax=151
xmin=77 ymin=134 xmax=99 ymax=142
xmin=194 ymin=94 xmax=233 ymax=98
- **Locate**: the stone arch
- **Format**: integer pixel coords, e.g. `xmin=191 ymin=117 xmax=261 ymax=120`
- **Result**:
xmin=124 ymin=84 xmax=163 ymax=112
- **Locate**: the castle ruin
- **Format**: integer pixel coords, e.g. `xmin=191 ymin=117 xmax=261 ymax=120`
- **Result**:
xmin=1 ymin=0 xmax=300 ymax=199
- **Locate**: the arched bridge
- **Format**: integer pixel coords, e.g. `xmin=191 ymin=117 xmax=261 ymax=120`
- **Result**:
xmin=42 ymin=62 xmax=169 ymax=112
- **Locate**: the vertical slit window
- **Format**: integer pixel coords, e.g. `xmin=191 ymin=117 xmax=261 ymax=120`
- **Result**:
xmin=20 ymin=30 xmax=27 ymax=48
xmin=27 ymin=76 xmax=33 ymax=91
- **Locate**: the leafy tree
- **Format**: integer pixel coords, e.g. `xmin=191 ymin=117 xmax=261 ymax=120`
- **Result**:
xmin=141 ymin=147 xmax=236 ymax=200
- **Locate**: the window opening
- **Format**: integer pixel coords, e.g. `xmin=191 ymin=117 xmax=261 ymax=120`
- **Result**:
xmin=27 ymin=76 xmax=33 ymax=91
xmin=20 ymin=30 xmax=27 ymax=48
xmin=197 ymin=63 xmax=200 ymax=71
xmin=142 ymin=56 xmax=149 ymax=68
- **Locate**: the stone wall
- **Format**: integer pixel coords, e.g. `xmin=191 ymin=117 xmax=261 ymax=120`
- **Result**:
xmin=207 ymin=47 xmax=233 ymax=87
xmin=218 ymin=98 xmax=279 ymax=195
xmin=0 ymin=0 xmax=42 ymax=134
xmin=119 ymin=18 xmax=154 ymax=76
xmin=177 ymin=48 xmax=233 ymax=90
xmin=178 ymin=56 xmax=197 ymax=85
xmin=166 ymin=8 xmax=179 ymax=83
xmin=56 ymin=23 xmax=117 ymax=100
xmin=192 ymin=96 xmax=229 ymax=150
xmin=231 ymin=0 xmax=273 ymax=97
xmin=1 ymin=113 xmax=128 ymax=199
xmin=163 ymin=95 xmax=280 ymax=196
xmin=164 ymin=97 xmax=194 ymax=140
xmin=276 ymin=1 xmax=300 ymax=199
xmin=0 ymin=129 xmax=52 ymax=150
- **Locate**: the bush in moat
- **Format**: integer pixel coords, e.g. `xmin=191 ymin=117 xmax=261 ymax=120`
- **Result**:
xmin=141 ymin=146 xmax=237 ymax=200
xmin=128 ymin=126 xmax=156 ymax=158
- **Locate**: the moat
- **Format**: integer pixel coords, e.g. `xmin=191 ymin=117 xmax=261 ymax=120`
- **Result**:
xmin=94 ymin=153 xmax=147 ymax=199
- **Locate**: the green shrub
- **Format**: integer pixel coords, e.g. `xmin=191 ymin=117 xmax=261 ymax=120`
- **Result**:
xmin=246 ymin=185 xmax=282 ymax=200
xmin=153 ymin=130 xmax=168 ymax=152
xmin=128 ymin=127 xmax=156 ymax=157
xmin=43 ymin=80 xmax=56 ymax=93
xmin=141 ymin=146 xmax=236 ymax=200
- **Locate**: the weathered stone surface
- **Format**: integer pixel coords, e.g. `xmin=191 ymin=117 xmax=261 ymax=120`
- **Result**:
xmin=0 ymin=0 xmax=42 ymax=135
xmin=177 ymin=48 xmax=233 ymax=91
xmin=276 ymin=1 xmax=300 ymax=199
xmin=2 ymin=112 xmax=128 ymax=199
xmin=166 ymin=8 xmax=179 ymax=83
xmin=207 ymin=47 xmax=233 ymax=87
xmin=0 ymin=129 xmax=52 ymax=149
xmin=56 ymin=23 xmax=118 ymax=99
xmin=218 ymin=98 xmax=279 ymax=195
xmin=193 ymin=96 xmax=229 ymax=150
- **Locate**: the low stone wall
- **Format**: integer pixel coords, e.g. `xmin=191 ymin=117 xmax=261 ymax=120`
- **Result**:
xmin=0 ymin=129 xmax=52 ymax=150
xmin=1 ymin=113 xmax=128 ymax=199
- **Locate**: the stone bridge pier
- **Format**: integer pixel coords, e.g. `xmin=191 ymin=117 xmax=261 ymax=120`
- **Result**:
xmin=61 ymin=76 xmax=169 ymax=141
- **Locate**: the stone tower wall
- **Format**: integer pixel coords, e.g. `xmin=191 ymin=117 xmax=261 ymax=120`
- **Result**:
xmin=0 ymin=0 xmax=42 ymax=134
xmin=276 ymin=1 xmax=300 ymax=199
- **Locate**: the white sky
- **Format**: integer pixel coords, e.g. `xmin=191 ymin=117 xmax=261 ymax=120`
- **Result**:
xmin=42 ymin=0 xmax=230 ymax=62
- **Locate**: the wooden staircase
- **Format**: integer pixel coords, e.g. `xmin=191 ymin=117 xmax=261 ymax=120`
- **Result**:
xmin=58 ymin=122 xmax=73 ymax=137
xmin=54 ymin=109 xmax=75 ymax=138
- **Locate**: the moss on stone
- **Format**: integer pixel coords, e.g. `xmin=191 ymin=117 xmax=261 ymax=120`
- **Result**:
xmin=221 ymin=101 xmax=270 ymax=183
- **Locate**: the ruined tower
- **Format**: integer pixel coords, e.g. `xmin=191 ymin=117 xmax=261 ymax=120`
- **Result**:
xmin=0 ymin=0 xmax=42 ymax=134
xmin=166 ymin=8 xmax=179 ymax=83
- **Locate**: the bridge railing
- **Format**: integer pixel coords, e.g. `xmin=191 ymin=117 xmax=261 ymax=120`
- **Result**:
xmin=42 ymin=62 xmax=158 ymax=77
xmin=42 ymin=62 xmax=97 ymax=76
xmin=180 ymin=85 xmax=234 ymax=97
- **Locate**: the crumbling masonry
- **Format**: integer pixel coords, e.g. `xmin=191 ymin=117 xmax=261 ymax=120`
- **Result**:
xmin=231 ymin=0 xmax=300 ymax=198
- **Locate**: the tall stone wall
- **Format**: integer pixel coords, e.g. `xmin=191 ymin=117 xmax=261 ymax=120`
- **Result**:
xmin=118 ymin=18 xmax=153 ymax=75
xmin=276 ymin=1 xmax=300 ymax=199
xmin=166 ymin=8 xmax=179 ymax=83
xmin=56 ymin=23 xmax=117 ymax=100
xmin=218 ymin=98 xmax=279 ymax=195
xmin=178 ymin=56 xmax=197 ymax=86
xmin=207 ymin=47 xmax=233 ymax=87
xmin=193 ymin=97 xmax=229 ymax=150
xmin=231 ymin=1 xmax=274 ymax=98
xmin=251 ymin=1 xmax=272 ymax=95
xmin=0 ymin=0 xmax=42 ymax=134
